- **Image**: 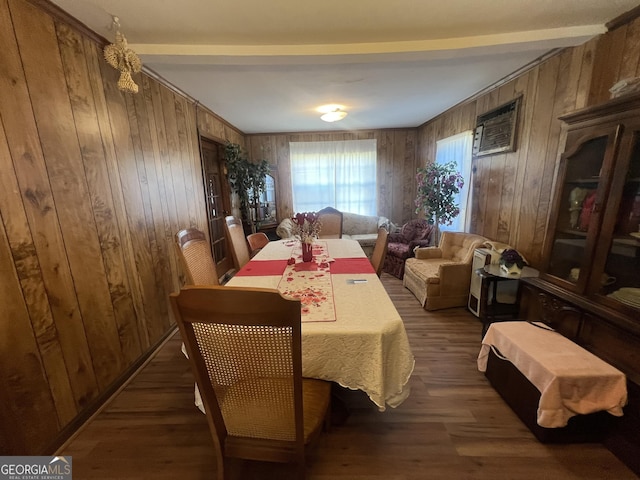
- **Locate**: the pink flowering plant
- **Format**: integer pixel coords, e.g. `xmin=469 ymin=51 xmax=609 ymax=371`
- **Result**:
xmin=415 ymin=161 xmax=464 ymax=229
xmin=291 ymin=212 xmax=322 ymax=243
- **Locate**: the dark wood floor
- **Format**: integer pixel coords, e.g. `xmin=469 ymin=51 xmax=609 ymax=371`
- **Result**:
xmin=60 ymin=273 xmax=638 ymax=479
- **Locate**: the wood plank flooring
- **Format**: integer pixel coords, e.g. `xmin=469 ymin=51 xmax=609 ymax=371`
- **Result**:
xmin=59 ymin=274 xmax=638 ymax=479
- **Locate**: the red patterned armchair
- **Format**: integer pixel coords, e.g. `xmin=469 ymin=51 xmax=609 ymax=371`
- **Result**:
xmin=382 ymin=219 xmax=434 ymax=279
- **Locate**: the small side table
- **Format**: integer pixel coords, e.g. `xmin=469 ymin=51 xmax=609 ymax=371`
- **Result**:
xmin=477 ymin=265 xmax=539 ymax=336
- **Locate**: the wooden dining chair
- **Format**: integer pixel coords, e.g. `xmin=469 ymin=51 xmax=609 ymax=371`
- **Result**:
xmin=370 ymin=227 xmax=389 ymax=277
xmin=317 ymin=207 xmax=343 ymax=239
xmin=247 ymin=232 xmax=269 ymax=257
xmin=224 ymin=216 xmax=250 ymax=270
xmin=170 ymin=285 xmax=331 ymax=480
xmin=175 ymin=228 xmax=219 ymax=285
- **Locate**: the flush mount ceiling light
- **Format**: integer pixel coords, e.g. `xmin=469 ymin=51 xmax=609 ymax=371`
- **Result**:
xmin=318 ymin=104 xmax=348 ymax=123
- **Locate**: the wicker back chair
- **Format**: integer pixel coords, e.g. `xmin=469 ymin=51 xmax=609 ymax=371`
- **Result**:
xmin=175 ymin=228 xmax=219 ymax=285
xmin=224 ymin=216 xmax=250 ymax=269
xmin=170 ymin=286 xmax=331 ymax=479
xmin=370 ymin=227 xmax=389 ymax=277
xmin=317 ymin=207 xmax=343 ymax=239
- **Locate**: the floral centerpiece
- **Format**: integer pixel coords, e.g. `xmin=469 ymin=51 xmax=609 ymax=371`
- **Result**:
xmin=415 ymin=161 xmax=464 ymax=244
xmin=499 ymin=248 xmax=527 ymax=275
xmin=291 ymin=212 xmax=322 ymax=261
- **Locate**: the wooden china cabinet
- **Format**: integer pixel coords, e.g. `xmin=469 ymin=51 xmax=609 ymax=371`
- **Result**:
xmin=540 ymin=96 xmax=640 ymax=309
xmin=520 ymin=93 xmax=640 ymax=474
xmin=253 ymin=168 xmax=279 ymax=240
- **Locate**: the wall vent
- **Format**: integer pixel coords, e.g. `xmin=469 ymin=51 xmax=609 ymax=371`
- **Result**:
xmin=473 ymin=96 xmax=522 ymax=157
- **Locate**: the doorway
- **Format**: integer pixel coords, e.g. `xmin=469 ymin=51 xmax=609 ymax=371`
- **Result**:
xmin=200 ymin=138 xmax=234 ymax=280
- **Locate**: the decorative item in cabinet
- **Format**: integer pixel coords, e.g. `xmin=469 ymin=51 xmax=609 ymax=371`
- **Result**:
xmin=568 ymin=187 xmax=589 ymax=229
xmin=616 ymin=178 xmax=640 ymax=234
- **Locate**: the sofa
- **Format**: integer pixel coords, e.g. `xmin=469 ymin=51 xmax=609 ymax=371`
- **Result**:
xmin=403 ymin=231 xmax=488 ymax=310
xmin=277 ymin=212 xmax=395 ymax=258
xmin=341 ymin=212 xmax=394 ymax=257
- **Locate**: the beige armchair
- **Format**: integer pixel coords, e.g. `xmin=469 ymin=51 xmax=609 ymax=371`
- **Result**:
xmin=403 ymin=231 xmax=488 ymax=310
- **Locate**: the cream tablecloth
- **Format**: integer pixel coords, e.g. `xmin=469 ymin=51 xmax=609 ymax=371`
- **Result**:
xmin=222 ymin=238 xmax=415 ymax=411
xmin=478 ymin=321 xmax=627 ymax=428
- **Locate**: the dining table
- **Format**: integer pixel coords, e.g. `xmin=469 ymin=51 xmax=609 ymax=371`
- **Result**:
xmin=214 ymin=237 xmax=415 ymax=412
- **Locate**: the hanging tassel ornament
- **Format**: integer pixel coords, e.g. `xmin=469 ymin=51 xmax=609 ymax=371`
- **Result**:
xmin=103 ymin=17 xmax=142 ymax=93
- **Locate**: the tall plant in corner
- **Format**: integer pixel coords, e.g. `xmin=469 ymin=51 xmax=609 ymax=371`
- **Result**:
xmin=224 ymin=142 xmax=270 ymax=233
xmin=415 ymin=161 xmax=464 ymax=245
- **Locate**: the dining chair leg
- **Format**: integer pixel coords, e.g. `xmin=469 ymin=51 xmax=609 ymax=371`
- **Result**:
xmin=324 ymin=402 xmax=332 ymax=433
xmin=330 ymin=385 xmax=350 ymax=426
xmin=296 ymin=456 xmax=306 ymax=480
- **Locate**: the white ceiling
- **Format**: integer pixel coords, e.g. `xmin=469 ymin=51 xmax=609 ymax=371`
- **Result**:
xmin=51 ymin=0 xmax=640 ymax=134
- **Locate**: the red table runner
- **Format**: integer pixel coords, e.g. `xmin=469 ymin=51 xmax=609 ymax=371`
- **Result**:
xmin=330 ymin=257 xmax=375 ymax=274
xmin=235 ymin=242 xmax=374 ymax=322
xmin=235 ymin=259 xmax=288 ymax=276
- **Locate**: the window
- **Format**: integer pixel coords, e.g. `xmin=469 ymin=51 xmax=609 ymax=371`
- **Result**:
xmin=290 ymin=139 xmax=377 ymax=215
xmin=436 ymin=131 xmax=473 ymax=232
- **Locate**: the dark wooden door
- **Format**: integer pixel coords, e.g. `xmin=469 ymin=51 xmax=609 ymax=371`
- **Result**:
xmin=200 ymin=139 xmax=234 ymax=279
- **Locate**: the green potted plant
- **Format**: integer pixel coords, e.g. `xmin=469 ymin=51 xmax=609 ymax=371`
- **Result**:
xmin=414 ymin=161 xmax=464 ymax=245
xmin=224 ymin=142 xmax=271 ymax=233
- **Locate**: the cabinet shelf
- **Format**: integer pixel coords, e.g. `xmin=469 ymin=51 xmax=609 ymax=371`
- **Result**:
xmin=565 ymin=177 xmax=600 ymax=184
xmin=555 ymin=229 xmax=588 ymax=237
xmin=612 ymin=235 xmax=640 ymax=244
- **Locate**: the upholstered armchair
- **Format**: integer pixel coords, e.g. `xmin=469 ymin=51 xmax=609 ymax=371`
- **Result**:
xmin=403 ymin=231 xmax=488 ymax=310
xmin=382 ymin=219 xmax=434 ymax=279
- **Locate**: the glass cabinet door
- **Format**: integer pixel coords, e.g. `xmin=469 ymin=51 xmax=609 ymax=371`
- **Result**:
xmin=259 ymin=173 xmax=277 ymax=224
xmin=247 ymin=171 xmax=277 ymax=227
xmin=539 ymin=96 xmax=640 ymax=332
xmin=598 ymin=133 xmax=640 ymax=310
xmin=545 ymin=129 xmax=619 ymax=291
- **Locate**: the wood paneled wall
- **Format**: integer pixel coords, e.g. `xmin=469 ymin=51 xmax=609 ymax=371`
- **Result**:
xmin=417 ymin=41 xmax=595 ymax=266
xmin=0 ymin=0 xmax=241 ymax=454
xmin=246 ymin=129 xmax=419 ymax=225
xmin=417 ymin=15 xmax=640 ymax=267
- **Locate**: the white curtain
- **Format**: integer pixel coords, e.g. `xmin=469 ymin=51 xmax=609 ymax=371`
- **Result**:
xmin=436 ymin=131 xmax=473 ymax=232
xmin=290 ymin=139 xmax=377 ymax=215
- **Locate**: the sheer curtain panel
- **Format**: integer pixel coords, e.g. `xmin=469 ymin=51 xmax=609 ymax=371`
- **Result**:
xmin=435 ymin=131 xmax=473 ymax=232
xmin=290 ymin=139 xmax=377 ymax=215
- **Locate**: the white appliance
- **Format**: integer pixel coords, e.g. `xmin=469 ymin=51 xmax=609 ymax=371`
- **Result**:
xmin=468 ymin=248 xmax=519 ymax=317
xmin=468 ymin=248 xmax=494 ymax=317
